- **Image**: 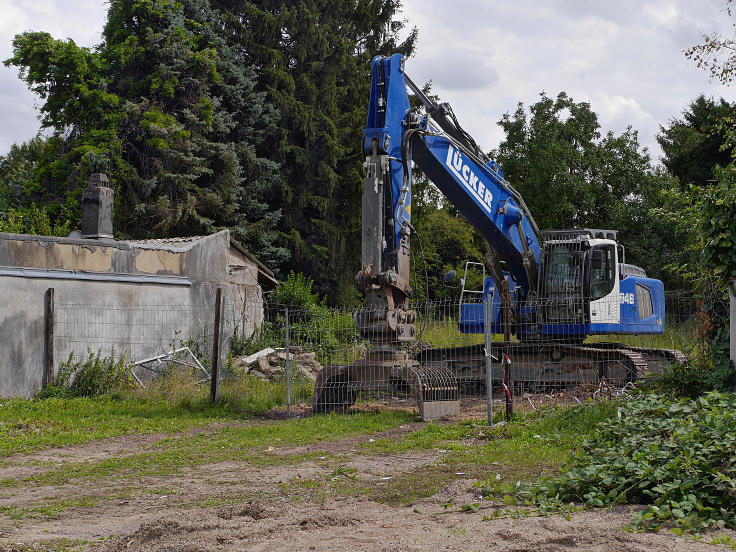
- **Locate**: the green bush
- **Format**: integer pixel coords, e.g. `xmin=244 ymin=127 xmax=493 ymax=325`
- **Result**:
xmin=504 ymin=392 xmax=736 ymax=533
xmin=39 ymin=350 xmax=135 ymax=398
xmin=270 ymin=271 xmax=324 ymax=310
xmin=641 ymin=361 xmax=711 ymax=399
xmin=240 ymin=271 xmax=364 ymax=365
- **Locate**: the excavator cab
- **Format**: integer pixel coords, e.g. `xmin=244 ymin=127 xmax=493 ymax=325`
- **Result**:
xmin=457 ymin=229 xmax=665 ymax=339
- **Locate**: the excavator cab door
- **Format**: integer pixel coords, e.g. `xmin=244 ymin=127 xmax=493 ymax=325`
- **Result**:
xmin=586 ymin=243 xmax=620 ymax=325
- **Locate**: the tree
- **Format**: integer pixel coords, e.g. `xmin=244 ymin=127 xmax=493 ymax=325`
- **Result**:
xmin=658 ymin=96 xmax=734 ymax=188
xmin=0 ymin=136 xmax=71 ymax=236
xmin=4 ymin=0 xmax=287 ymax=268
xmin=686 ymin=0 xmax=736 ymax=85
xmin=213 ymin=0 xmax=417 ymax=304
xmin=410 ymin=206 xmax=485 ymax=303
xmin=494 ymin=91 xmax=671 ymax=281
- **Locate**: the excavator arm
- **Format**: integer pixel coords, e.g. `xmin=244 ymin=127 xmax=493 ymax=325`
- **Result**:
xmin=357 ymin=53 xmax=543 ymax=344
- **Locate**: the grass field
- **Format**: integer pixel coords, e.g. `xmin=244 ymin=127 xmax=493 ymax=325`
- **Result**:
xmin=6 ymin=392 xmax=727 ymax=552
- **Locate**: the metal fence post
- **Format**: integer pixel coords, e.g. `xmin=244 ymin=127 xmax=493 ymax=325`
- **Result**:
xmin=44 ymin=288 xmax=55 ymax=387
xmin=484 ymin=297 xmax=493 ymax=426
xmin=285 ymin=307 xmax=292 ymax=414
xmin=210 ymin=288 xmax=222 ymax=404
xmin=501 ymin=279 xmax=513 ymax=421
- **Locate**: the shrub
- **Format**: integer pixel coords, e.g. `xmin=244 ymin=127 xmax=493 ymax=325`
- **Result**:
xmin=269 ymin=271 xmax=324 ymax=310
xmin=504 ymin=392 xmax=736 ymax=533
xmin=640 ymin=361 xmax=711 ymax=399
xmin=239 ymin=271 xmax=364 ymax=365
xmin=39 ymin=350 xmax=135 ymax=398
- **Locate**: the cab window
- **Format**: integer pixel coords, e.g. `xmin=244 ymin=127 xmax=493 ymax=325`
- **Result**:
xmin=589 ymin=245 xmax=615 ymax=300
xmin=636 ymin=284 xmax=653 ymax=318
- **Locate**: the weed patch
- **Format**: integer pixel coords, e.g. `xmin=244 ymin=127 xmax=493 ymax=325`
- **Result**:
xmin=500 ymin=392 xmax=736 ymax=533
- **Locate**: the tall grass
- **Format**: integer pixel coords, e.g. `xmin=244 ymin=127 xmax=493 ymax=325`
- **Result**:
xmin=126 ymin=370 xmax=314 ymax=416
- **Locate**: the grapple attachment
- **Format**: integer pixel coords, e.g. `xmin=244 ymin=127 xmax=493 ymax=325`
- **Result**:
xmin=312 ymin=353 xmax=459 ymax=420
xmin=409 ymin=364 xmax=460 ymax=419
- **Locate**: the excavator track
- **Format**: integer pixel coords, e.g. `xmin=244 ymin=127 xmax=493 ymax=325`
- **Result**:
xmin=417 ymin=341 xmax=677 ymax=392
xmin=313 ymin=341 xmax=683 ymax=413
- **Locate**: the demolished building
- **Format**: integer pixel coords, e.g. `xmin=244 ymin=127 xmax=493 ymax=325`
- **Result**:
xmin=0 ymin=174 xmax=277 ymax=398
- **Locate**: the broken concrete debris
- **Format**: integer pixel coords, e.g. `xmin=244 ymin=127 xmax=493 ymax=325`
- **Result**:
xmin=234 ymin=348 xmax=322 ymax=382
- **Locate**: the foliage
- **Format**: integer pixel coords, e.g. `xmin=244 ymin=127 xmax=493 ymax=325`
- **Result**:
xmin=40 ymin=351 xmax=135 ymax=398
xmin=700 ymin=166 xmax=736 ymax=287
xmin=655 ymin=98 xmax=736 ymax=286
xmin=0 ymin=137 xmax=72 ymax=236
xmin=4 ymin=0 xmax=287 ymax=268
xmin=640 ymin=362 xmax=712 ymax=399
xmin=507 ymin=392 xmax=736 ymax=533
xmin=239 ymin=272 xmax=363 ymax=364
xmin=685 ymin=0 xmax=736 ymax=85
xmin=213 ymin=0 xmax=417 ymax=303
xmin=0 ymin=205 xmax=71 ymax=236
xmin=269 ymin=271 xmax=325 ymax=310
xmin=657 ymin=96 xmax=735 ymax=188
xmin=654 ymin=94 xmax=735 ymax=389
xmin=410 ymin=205 xmax=485 ymax=302
xmin=495 ymin=91 xmax=676 ymax=285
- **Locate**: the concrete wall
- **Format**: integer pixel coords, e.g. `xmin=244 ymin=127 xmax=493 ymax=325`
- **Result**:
xmin=0 ymin=230 xmax=269 ymax=398
xmin=0 ymin=274 xmax=263 ymax=397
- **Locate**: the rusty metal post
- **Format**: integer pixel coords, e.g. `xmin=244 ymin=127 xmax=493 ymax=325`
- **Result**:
xmin=501 ymin=279 xmax=513 ymax=421
xmin=44 ymin=288 xmax=55 ymax=387
xmin=285 ymin=307 xmax=292 ymax=415
xmin=210 ymin=288 xmax=223 ymax=404
xmin=484 ymin=297 xmax=494 ymax=426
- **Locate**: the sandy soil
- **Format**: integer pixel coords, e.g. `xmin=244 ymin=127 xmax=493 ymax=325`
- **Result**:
xmin=97 ymin=499 xmax=727 ymax=552
xmin=0 ymin=415 xmax=732 ymax=552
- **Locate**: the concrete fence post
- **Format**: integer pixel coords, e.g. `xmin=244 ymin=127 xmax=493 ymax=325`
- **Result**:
xmin=44 ymin=288 xmax=55 ymax=387
xmin=210 ymin=287 xmax=222 ymax=404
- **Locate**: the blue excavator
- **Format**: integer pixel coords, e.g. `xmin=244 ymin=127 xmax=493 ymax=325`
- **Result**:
xmin=313 ymin=54 xmax=684 ymax=413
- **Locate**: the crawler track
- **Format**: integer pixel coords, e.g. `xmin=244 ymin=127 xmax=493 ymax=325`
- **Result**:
xmin=313 ymin=342 xmax=685 ymax=411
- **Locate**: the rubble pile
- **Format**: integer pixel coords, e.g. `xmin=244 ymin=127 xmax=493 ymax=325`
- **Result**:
xmin=235 ymin=348 xmax=323 ymax=382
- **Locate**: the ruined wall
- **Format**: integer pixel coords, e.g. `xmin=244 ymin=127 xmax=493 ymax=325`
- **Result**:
xmin=0 ymin=230 xmax=240 ymax=280
xmin=0 ymin=275 xmax=259 ymax=398
xmin=0 ymin=230 xmax=268 ymax=398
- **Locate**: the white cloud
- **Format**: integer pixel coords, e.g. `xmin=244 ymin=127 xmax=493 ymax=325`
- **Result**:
xmin=400 ymin=0 xmax=731 ymax=161
xmin=0 ymin=0 xmax=731 ymax=163
xmin=0 ymin=0 xmax=107 ymax=153
xmin=644 ymin=2 xmax=679 ymax=26
xmin=596 ymin=94 xmax=653 ymax=124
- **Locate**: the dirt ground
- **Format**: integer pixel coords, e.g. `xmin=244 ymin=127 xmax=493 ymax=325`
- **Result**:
xmin=0 ymin=412 xmax=732 ymax=552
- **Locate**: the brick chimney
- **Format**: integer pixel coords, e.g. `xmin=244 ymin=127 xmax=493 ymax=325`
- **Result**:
xmin=81 ymin=173 xmax=114 ymax=239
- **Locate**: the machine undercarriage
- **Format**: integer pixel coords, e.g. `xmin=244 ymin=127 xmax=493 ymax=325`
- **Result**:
xmin=312 ymin=337 xmax=686 ymax=415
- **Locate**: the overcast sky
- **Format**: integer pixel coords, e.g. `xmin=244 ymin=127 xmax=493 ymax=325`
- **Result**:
xmin=0 ymin=0 xmax=733 ymax=163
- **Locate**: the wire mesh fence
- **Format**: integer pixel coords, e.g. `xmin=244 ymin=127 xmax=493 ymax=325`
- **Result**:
xmin=48 ymin=289 xmax=721 ymax=419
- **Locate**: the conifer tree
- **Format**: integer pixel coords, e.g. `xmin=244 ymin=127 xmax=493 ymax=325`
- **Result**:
xmin=5 ymin=0 xmax=288 ymax=268
xmin=214 ymin=0 xmax=416 ymax=303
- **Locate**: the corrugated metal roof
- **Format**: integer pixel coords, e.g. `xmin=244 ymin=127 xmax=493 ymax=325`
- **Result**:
xmin=122 ymin=236 xmax=205 ymax=246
